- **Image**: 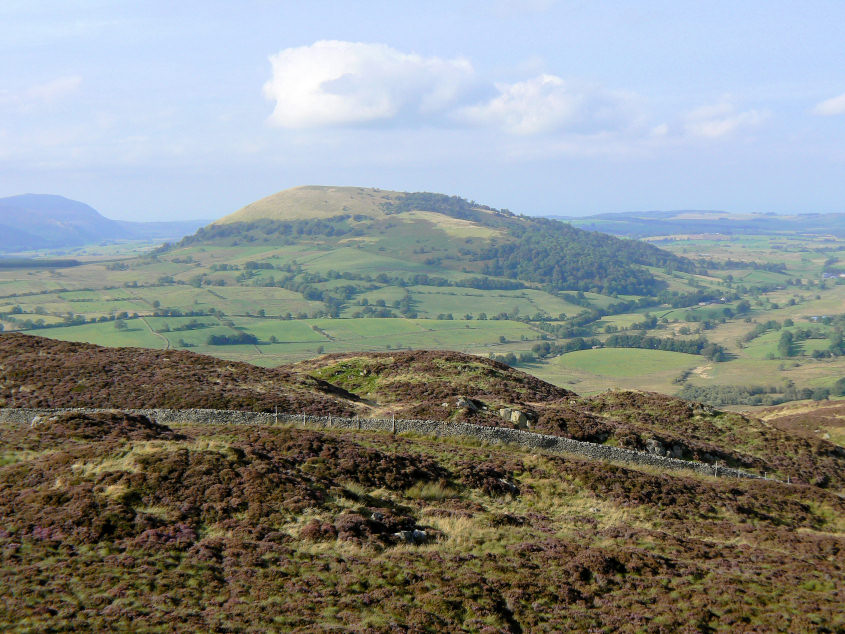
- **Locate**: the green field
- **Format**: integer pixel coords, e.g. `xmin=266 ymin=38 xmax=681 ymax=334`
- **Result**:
xmin=531 ymin=348 xmax=702 ymax=395
xmin=552 ymin=348 xmax=701 ymax=377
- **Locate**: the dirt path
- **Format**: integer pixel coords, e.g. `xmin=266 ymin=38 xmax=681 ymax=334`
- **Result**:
xmin=140 ymin=316 xmax=170 ymax=350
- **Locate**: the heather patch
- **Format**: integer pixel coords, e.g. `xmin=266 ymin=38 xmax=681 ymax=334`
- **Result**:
xmin=0 ymin=332 xmax=359 ymax=415
xmin=0 ymin=418 xmax=843 ymax=631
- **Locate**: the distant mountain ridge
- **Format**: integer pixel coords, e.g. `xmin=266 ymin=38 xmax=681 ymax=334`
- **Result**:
xmin=553 ymin=209 xmax=845 ymax=238
xmin=0 ymin=193 xmax=208 ymax=253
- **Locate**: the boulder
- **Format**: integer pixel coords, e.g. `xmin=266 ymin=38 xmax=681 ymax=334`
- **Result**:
xmin=510 ymin=410 xmax=529 ymax=430
xmin=645 ymin=438 xmax=666 ymax=456
xmin=456 ymin=396 xmax=478 ymax=412
xmin=499 ymin=408 xmax=513 ymax=421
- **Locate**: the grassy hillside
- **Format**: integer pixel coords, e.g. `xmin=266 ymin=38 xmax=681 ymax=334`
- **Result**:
xmin=215 ymin=185 xmax=398 ymax=223
xmin=1 ymin=410 xmax=843 ymax=631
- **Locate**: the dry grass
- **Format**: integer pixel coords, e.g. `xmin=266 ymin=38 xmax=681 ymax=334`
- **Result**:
xmin=69 ymin=440 xmax=171 ymax=477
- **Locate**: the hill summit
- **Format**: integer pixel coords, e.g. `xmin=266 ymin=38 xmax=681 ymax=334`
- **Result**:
xmin=215 ymin=186 xmax=401 ymax=223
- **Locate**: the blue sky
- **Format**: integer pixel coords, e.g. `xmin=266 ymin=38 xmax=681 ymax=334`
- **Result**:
xmin=2 ymin=1 xmax=845 ymax=220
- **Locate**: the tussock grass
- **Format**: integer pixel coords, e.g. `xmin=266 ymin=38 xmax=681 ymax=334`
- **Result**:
xmin=405 ymin=480 xmax=459 ymax=501
xmin=70 ymin=440 xmax=172 ymax=477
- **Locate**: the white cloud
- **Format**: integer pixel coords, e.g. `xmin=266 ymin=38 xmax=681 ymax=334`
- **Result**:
xmin=457 ymin=74 xmax=638 ymax=136
xmin=683 ymin=101 xmax=768 ymax=138
xmin=25 ymin=75 xmax=82 ymax=103
xmin=812 ymin=93 xmax=845 ymax=116
xmin=263 ymin=41 xmax=474 ymax=128
xmin=0 ymin=75 xmax=82 ymax=109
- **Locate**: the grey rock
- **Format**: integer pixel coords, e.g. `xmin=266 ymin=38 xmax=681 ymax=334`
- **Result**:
xmin=510 ymin=410 xmax=529 ymax=430
xmin=394 ymin=529 xmax=427 ymax=544
xmin=456 ymin=396 xmax=478 ymax=412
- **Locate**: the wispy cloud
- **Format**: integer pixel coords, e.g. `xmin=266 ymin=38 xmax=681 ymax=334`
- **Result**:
xmin=25 ymin=76 xmax=82 ymax=103
xmin=263 ymin=41 xmax=474 ymax=128
xmin=683 ymin=100 xmax=769 ymax=139
xmin=812 ymin=92 xmax=845 ymax=116
xmin=0 ymin=75 xmax=82 ymax=110
xmin=457 ymin=74 xmax=639 ymax=135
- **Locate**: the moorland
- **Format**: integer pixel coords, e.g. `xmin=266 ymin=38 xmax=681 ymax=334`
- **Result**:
xmin=1 ymin=332 xmax=844 ymax=631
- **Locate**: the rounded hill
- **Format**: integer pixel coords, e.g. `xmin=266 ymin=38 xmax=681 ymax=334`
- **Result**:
xmin=183 ymin=185 xmax=692 ymax=296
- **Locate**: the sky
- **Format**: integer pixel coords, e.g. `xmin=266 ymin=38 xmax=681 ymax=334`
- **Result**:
xmin=2 ymin=1 xmax=845 ymax=221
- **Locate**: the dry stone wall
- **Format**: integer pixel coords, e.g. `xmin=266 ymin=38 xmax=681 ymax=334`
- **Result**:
xmin=0 ymin=407 xmax=765 ymax=481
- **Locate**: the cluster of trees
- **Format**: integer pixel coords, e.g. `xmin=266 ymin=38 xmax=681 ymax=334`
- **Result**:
xmin=677 ymin=380 xmax=844 ymax=406
xmin=775 ymin=324 xmax=843 ymax=358
xmin=742 ymin=319 xmax=784 ymax=343
xmin=530 ymin=338 xmax=601 ymax=359
xmin=379 ymin=192 xmax=511 ymax=222
xmin=151 ymin=308 xmax=215 ymax=318
xmin=528 ymin=334 xmax=726 ymax=362
xmin=660 ymin=290 xmax=739 ymax=310
xmin=604 ymin=334 xmax=727 ymax=360
xmin=1 ymin=308 xmax=139 ymax=331
xmin=206 ymin=332 xmax=259 ymax=346
xmin=177 ymin=217 xmax=366 ymax=247
xmin=630 ymin=314 xmax=658 ymax=330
